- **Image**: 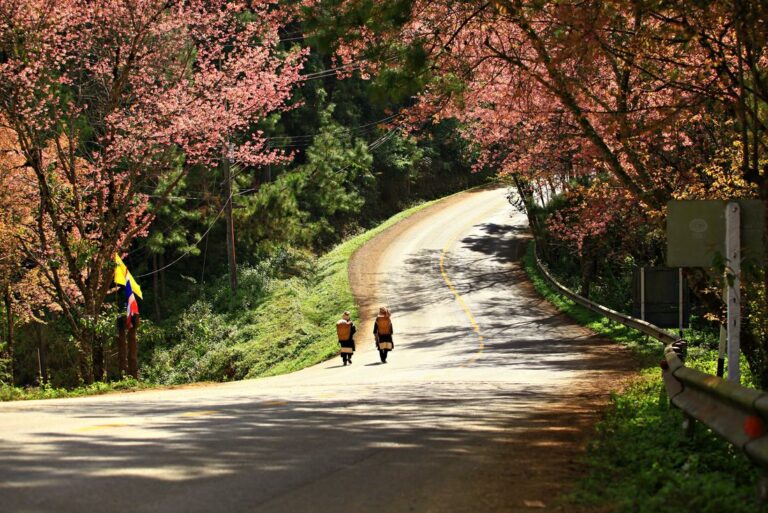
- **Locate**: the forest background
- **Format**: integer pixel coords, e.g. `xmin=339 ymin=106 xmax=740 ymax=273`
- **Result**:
xmin=1 ymin=0 xmax=767 ymax=394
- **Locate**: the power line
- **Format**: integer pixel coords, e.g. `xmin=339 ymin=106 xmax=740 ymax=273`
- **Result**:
xmin=297 ymin=55 xmax=397 ymax=82
xmin=224 ymin=117 xmax=402 ymax=183
xmin=265 ymin=113 xmax=401 ymax=143
xmin=135 ymin=189 xmax=232 ymax=279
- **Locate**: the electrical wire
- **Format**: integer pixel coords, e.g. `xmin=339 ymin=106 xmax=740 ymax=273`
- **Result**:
xmin=135 ymin=190 xmax=232 ymax=279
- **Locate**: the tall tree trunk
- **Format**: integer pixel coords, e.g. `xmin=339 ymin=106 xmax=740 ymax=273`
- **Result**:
xmin=127 ymin=314 xmax=139 ymax=379
xmin=92 ymin=338 xmax=104 ymax=383
xmin=579 ymin=239 xmax=597 ymax=298
xmin=36 ymin=322 xmax=47 ymax=385
xmin=4 ymin=286 xmax=13 ymax=384
xmin=222 ymin=146 xmax=238 ymax=292
xmin=79 ymin=303 xmax=95 ymax=385
xmin=117 ymin=316 xmax=127 ymax=377
xmin=78 ymin=342 xmax=93 ymax=385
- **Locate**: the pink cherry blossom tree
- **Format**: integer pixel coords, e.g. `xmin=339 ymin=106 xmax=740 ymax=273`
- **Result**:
xmin=304 ymin=0 xmax=768 ymax=384
xmin=0 ymin=0 xmax=306 ymax=382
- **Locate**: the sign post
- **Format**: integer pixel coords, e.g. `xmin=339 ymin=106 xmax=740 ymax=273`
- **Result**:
xmin=667 ymin=199 xmax=765 ymax=384
xmin=640 ymin=267 xmax=646 ymax=321
xmin=726 ymin=202 xmax=741 ymax=383
xmin=678 ymin=267 xmax=684 ymax=338
xmin=718 ymin=325 xmax=726 ymax=378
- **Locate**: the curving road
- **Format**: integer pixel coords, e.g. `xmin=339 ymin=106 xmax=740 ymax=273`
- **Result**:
xmin=0 ymin=187 xmax=631 ymax=513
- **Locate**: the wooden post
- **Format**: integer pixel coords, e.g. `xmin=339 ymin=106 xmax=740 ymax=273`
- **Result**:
xmin=4 ymin=286 xmax=13 ymax=383
xmin=640 ymin=266 xmax=645 ymax=321
xmin=127 ymin=314 xmax=139 ymax=379
xmin=223 ymin=143 xmax=237 ymax=292
xmin=678 ymin=267 xmax=684 ymax=338
xmin=36 ymin=348 xmax=43 ymax=386
xmin=726 ymin=202 xmax=741 ymax=383
xmin=717 ymin=324 xmax=726 ymax=378
xmin=36 ymin=322 xmax=47 ymax=384
xmin=117 ymin=315 xmax=127 ymax=377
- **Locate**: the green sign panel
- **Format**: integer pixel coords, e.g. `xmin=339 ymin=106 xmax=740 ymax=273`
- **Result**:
xmin=667 ymin=200 xmax=765 ymax=268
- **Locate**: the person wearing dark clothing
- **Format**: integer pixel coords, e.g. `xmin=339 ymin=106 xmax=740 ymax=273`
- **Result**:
xmin=336 ymin=311 xmax=356 ymax=365
xmin=373 ymin=306 xmax=394 ymax=363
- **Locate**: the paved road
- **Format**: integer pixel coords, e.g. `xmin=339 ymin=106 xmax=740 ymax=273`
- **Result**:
xmin=0 ymin=187 xmax=630 ymax=513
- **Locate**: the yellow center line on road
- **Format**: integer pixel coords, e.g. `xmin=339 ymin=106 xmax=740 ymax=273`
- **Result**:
xmin=440 ymin=234 xmax=486 ymax=367
xmin=74 ymin=410 xmax=222 ymax=432
xmin=74 ymin=423 xmax=129 ymax=432
xmin=179 ymin=410 xmax=220 ymax=418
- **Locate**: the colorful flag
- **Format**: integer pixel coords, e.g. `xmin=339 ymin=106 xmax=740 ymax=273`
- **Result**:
xmin=115 ymin=253 xmax=141 ymax=328
xmin=125 ymin=279 xmax=140 ymax=329
xmin=114 ymin=254 xmax=143 ymax=299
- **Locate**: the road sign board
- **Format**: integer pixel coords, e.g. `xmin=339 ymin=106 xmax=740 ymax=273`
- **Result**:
xmin=666 ymin=199 xmax=765 ymax=268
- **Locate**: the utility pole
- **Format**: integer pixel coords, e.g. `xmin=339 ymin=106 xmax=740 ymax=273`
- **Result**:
xmin=223 ymin=142 xmax=237 ymax=292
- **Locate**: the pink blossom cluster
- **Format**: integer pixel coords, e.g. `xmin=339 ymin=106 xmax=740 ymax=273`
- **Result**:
xmin=0 ymin=0 xmax=306 ymax=341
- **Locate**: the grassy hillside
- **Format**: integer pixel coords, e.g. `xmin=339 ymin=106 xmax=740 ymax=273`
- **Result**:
xmin=132 ymin=197 xmax=448 ymax=385
xmin=233 ymin=197 xmax=442 ymax=379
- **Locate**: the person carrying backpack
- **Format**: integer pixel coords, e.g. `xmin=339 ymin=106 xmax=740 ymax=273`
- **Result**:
xmin=373 ymin=307 xmax=394 ymax=363
xmin=336 ymin=311 xmax=356 ymax=366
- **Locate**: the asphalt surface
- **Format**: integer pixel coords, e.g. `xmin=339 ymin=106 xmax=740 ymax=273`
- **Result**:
xmin=0 ymin=187 xmax=631 ymax=513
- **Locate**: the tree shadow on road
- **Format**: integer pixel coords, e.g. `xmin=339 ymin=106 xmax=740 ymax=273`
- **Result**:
xmin=385 ymin=221 xmax=638 ymax=378
xmin=0 ymin=380 xmax=613 ymax=513
xmin=0 ymin=205 xmax=637 ymax=513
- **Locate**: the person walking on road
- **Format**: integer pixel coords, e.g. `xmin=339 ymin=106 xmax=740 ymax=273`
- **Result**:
xmin=336 ymin=311 xmax=356 ymax=366
xmin=373 ymin=307 xmax=394 ymax=363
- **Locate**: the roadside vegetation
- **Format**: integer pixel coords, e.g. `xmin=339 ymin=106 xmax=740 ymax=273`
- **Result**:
xmin=0 ymin=197 xmax=446 ymax=400
xmin=141 ymin=197 xmax=442 ymax=385
xmin=523 ymin=244 xmax=760 ymax=513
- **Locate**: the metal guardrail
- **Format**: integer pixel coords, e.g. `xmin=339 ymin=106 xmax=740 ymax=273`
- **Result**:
xmin=532 ymin=244 xmax=768 ymax=477
xmin=532 ymin=245 xmax=680 ymax=345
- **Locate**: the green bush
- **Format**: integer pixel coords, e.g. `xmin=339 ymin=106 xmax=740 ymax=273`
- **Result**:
xmin=142 ymin=299 xmax=239 ymax=384
xmin=0 ymin=377 xmax=147 ymax=401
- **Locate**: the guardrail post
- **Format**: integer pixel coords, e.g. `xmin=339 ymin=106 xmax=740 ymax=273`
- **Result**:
xmin=682 ymin=412 xmax=695 ymax=438
xmin=717 ymin=324 xmax=726 ymax=378
xmin=757 ymin=473 xmax=768 ymax=510
xmin=672 ymin=339 xmax=687 ymax=363
xmin=127 ymin=314 xmax=139 ymax=379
